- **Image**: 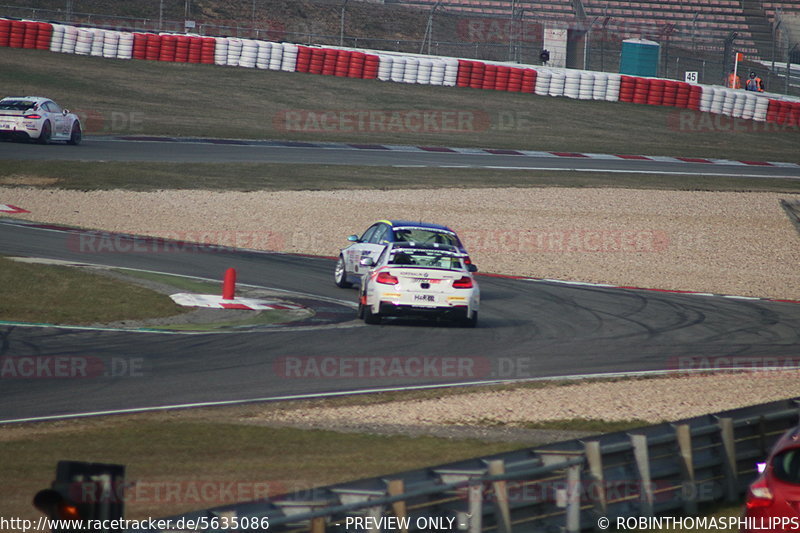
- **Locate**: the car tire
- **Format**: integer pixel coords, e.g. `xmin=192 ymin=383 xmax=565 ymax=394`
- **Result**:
xmin=363 ymin=303 xmax=381 ymax=325
xmin=334 ymin=255 xmax=352 ymax=288
xmin=67 ymin=122 xmax=82 ymax=145
xmin=38 ymin=121 xmax=51 ymax=145
xmin=460 ymin=311 xmax=478 ymax=328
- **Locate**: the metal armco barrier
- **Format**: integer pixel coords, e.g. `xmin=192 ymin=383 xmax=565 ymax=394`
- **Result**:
xmin=126 ymin=397 xmax=799 ymax=533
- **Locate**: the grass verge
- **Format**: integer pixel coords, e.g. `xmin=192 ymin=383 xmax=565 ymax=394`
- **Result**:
xmin=0 ymin=256 xmax=185 ymax=325
xmin=1 ymin=161 xmax=799 ymax=192
xmin=1 ymin=47 xmax=798 ymax=162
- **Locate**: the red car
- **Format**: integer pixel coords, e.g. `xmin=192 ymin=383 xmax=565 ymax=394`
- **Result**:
xmin=742 ymin=425 xmax=800 ymax=532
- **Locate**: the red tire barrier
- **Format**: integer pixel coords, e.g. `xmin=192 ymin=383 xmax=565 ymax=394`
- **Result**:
xmin=661 ymin=80 xmax=678 ymax=106
xmin=362 ymin=53 xmax=379 ymax=79
xmin=520 ymin=68 xmax=537 ymax=93
xmin=186 ymin=36 xmax=202 ymax=63
xmin=22 ymin=21 xmax=39 ymax=49
xmin=507 ymin=67 xmax=523 ymax=92
xmin=35 ymin=22 xmax=52 ymax=50
xmin=676 ymin=82 xmax=692 ymax=109
xmin=175 ymin=35 xmax=191 ymax=63
xmin=765 ymin=99 xmax=780 ymax=123
xmin=456 ymin=60 xmax=472 ymax=87
xmin=159 ymin=34 xmax=177 ymax=62
xmin=132 ymin=32 xmax=148 ymax=60
xmin=9 ymin=20 xmax=26 ymax=48
xmin=296 ymin=45 xmax=312 ymax=73
xmin=322 ymin=48 xmax=338 ymax=76
xmin=334 ymin=49 xmax=351 ymax=77
xmin=494 ymin=65 xmax=510 ymax=91
xmin=309 ymin=47 xmax=325 ymax=74
xmin=646 ymin=79 xmax=663 ymax=106
xmin=145 ymin=33 xmax=161 ymax=61
xmin=482 ymin=64 xmax=497 ymax=90
xmin=633 ymin=77 xmax=650 ymax=104
xmin=0 ymin=19 xmax=11 ymax=47
xmin=469 ymin=61 xmax=485 ymax=89
xmin=348 ymin=51 xmax=365 ymax=78
xmin=619 ymin=75 xmax=636 ymax=103
xmin=776 ymin=100 xmax=791 ymax=125
xmin=200 ymin=37 xmax=215 ymax=64
xmin=791 ymin=102 xmax=800 ymax=127
xmin=687 ymin=84 xmax=702 ymax=110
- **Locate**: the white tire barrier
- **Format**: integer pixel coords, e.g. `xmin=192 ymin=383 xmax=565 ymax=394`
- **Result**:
xmin=268 ymin=41 xmax=283 ymax=70
xmin=698 ymin=84 xmax=713 ymax=112
xmin=721 ymin=89 xmax=736 ymax=116
xmin=732 ymin=91 xmax=747 ymax=118
xmin=61 ymin=25 xmax=78 ymax=54
xmin=49 ymin=23 xmax=64 ymax=52
xmin=117 ymin=32 xmax=134 ymax=59
xmin=214 ymin=37 xmax=228 ymax=66
xmin=256 ymin=41 xmax=272 ymax=69
xmin=549 ymin=71 xmax=566 ymax=97
xmin=429 ymin=58 xmax=445 ymax=86
xmin=390 ymin=56 xmax=406 ymax=83
xmin=377 ymin=54 xmax=393 ymax=81
xmin=238 ymin=39 xmax=258 ymax=68
xmin=563 ymin=70 xmax=580 ymax=98
xmin=741 ymin=92 xmax=758 ymax=120
xmin=226 ymin=38 xmax=242 ymax=67
xmin=403 ymin=57 xmax=419 ymax=83
xmin=534 ymin=69 xmax=551 ymax=96
xmin=102 ymin=30 xmax=119 ymax=59
xmin=443 ymin=58 xmax=458 ymax=87
xmin=417 ymin=58 xmax=432 ymax=84
xmin=90 ymin=29 xmax=104 ymax=57
xmin=281 ymin=43 xmax=298 ymax=72
xmin=753 ymin=96 xmax=769 ymax=122
xmin=74 ymin=28 xmax=93 ymax=55
xmin=605 ymin=73 xmax=621 ymax=102
xmin=709 ymin=87 xmax=724 ymax=114
xmin=578 ymin=71 xmax=594 ymax=100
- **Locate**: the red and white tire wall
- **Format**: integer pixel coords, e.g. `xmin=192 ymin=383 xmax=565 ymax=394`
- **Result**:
xmin=2 ymin=17 xmax=799 ymax=128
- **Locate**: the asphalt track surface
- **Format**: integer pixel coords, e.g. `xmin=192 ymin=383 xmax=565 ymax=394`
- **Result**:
xmin=1 ymin=219 xmax=799 ymax=423
xmin=2 ymin=136 xmax=800 ymax=178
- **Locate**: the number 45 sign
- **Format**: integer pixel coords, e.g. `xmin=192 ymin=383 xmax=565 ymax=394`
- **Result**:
xmin=685 ymin=71 xmax=699 ymax=83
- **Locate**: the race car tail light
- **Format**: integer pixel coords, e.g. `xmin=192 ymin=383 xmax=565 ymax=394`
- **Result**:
xmin=745 ymin=478 xmax=774 ymax=509
xmin=453 ymin=276 xmax=473 ymax=289
xmin=464 ymin=256 xmax=472 ymax=265
xmin=23 ymin=114 xmax=42 ymax=119
xmin=376 ymin=272 xmax=399 ymax=285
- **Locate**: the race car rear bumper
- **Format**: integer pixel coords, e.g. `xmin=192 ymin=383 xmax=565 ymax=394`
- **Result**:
xmin=378 ymin=301 xmax=471 ymax=320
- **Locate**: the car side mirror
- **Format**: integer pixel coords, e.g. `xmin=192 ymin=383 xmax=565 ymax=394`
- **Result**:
xmin=347 ymin=234 xmax=359 ymax=242
xmin=62 ymin=109 xmax=69 ymax=115
xmin=467 ymin=264 xmax=478 ymax=273
xmin=359 ymin=257 xmax=374 ymax=267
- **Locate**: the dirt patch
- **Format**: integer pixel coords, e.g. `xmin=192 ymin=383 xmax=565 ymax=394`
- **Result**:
xmin=0 ymin=175 xmax=60 ymax=186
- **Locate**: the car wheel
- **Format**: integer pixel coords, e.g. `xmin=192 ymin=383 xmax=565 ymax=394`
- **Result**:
xmin=334 ymin=255 xmax=352 ymax=288
xmin=460 ymin=311 xmax=478 ymax=328
xmin=38 ymin=121 xmax=51 ymax=145
xmin=67 ymin=122 xmax=82 ymax=145
xmin=363 ymin=303 xmax=381 ymax=325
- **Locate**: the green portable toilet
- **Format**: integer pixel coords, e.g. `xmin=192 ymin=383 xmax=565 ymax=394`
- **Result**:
xmin=619 ymin=38 xmax=660 ymax=77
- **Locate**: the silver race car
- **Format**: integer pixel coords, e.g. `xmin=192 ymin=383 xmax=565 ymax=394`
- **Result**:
xmin=0 ymin=96 xmax=82 ymax=144
xmin=358 ymin=242 xmax=480 ymax=327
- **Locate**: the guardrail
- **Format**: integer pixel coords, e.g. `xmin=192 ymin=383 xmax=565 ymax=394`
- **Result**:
xmin=132 ymin=397 xmax=799 ymax=533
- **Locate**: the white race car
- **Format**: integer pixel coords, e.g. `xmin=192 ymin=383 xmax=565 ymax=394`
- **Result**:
xmin=358 ymin=242 xmax=480 ymax=327
xmin=0 ymin=96 xmax=82 ymax=144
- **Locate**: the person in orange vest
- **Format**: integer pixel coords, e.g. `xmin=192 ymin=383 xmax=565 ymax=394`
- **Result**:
xmin=745 ymin=71 xmax=765 ymax=92
xmin=726 ymin=70 xmax=741 ymax=89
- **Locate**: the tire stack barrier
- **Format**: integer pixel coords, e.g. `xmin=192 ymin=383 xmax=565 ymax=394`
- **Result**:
xmin=334 ymin=50 xmax=350 ymax=77
xmin=186 ymin=36 xmax=202 ymax=63
xmin=563 ymin=70 xmax=580 ymax=98
xmin=661 ymin=80 xmax=678 ymax=106
xmin=213 ymin=37 xmax=227 ymax=65
xmin=456 ymin=60 xmax=472 ymax=87
xmin=322 ymin=48 xmax=337 ymax=75
xmin=403 ymin=57 xmax=419 ymax=83
xmin=49 ymin=23 xmax=64 ymax=52
xmin=765 ymin=99 xmax=780 ymax=123
xmin=593 ymin=73 xmax=608 ymax=100
xmin=619 ymin=75 xmax=636 ymax=103
xmin=159 ymin=34 xmax=177 ymax=62
xmin=9 ymin=20 xmax=26 ymax=48
xmin=721 ymin=89 xmax=736 ymax=116
xmin=443 ymin=59 xmax=458 ymax=87
xmin=22 ymin=20 xmax=38 ymax=49
xmin=741 ymin=93 xmax=757 ymax=120
xmin=428 ymin=58 xmax=443 ymax=85
xmin=35 ymin=22 xmax=52 ymax=50
xmin=578 ymin=72 xmax=594 ymax=100
xmin=256 ymin=41 xmax=273 ymax=70
xmin=389 ymin=55 xmax=405 ymax=82
xmin=238 ymin=39 xmax=257 ymax=68
xmin=605 ymin=74 xmax=621 ymax=102
xmin=174 ymin=35 xmax=191 ymax=63
xmin=482 ymin=64 xmax=497 ymax=90
xmin=494 ymin=66 xmax=510 ymax=91
xmin=308 ymin=47 xmax=325 ymax=74
xmin=281 ymin=43 xmax=298 ymax=72
xmin=295 ymin=45 xmax=312 ymax=73
xmin=225 ymin=38 xmax=242 ymax=67
xmin=348 ymin=50 xmax=366 ymax=78
xmin=732 ymin=92 xmax=747 ymax=118
xmin=74 ymin=28 xmax=92 ymax=55
xmin=507 ymin=67 xmax=523 ymax=92
xmin=0 ymin=19 xmax=11 ymax=47
xmin=61 ymin=25 xmax=77 ymax=53
xmin=753 ymin=97 xmax=770 ymax=122
xmin=416 ymin=58 xmax=432 ymax=84
xmin=102 ymin=30 xmax=119 ymax=59
xmin=377 ymin=54 xmax=393 ymax=81
xmin=132 ymin=33 xmax=147 ymax=59
xmin=521 ymin=68 xmax=537 ymax=93
xmin=89 ymin=29 xmax=105 ymax=57
xmin=469 ymin=61 xmax=485 ymax=89
xmin=362 ymin=54 xmax=379 ymax=79
xmin=267 ymin=41 xmax=283 ymax=70
xmin=633 ymin=77 xmax=650 ymax=104
xmin=709 ymin=87 xmax=725 ymax=114
xmin=687 ymin=84 xmax=702 ymax=110
xmin=534 ymin=69 xmax=551 ymax=96
xmin=776 ymin=100 xmax=791 ymax=125
xmin=117 ymin=32 xmax=134 ymax=59
xmin=549 ymin=71 xmax=566 ymax=97
xmin=646 ymin=79 xmax=664 ymax=105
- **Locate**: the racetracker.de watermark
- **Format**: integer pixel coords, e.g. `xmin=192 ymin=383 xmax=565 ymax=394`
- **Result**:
xmin=274 ymin=356 xmax=493 ymax=379
xmin=459 ymin=229 xmax=670 ymax=253
xmin=68 ymin=231 xmax=284 ymax=254
xmin=64 ymin=480 xmax=288 ymax=506
xmin=668 ymin=109 xmax=799 ymax=133
xmin=72 ymin=110 xmax=145 ymax=134
xmin=669 ymin=356 xmax=800 ymax=374
xmin=0 ymin=356 xmax=145 ymax=379
xmin=273 ymin=109 xmax=491 ymax=133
